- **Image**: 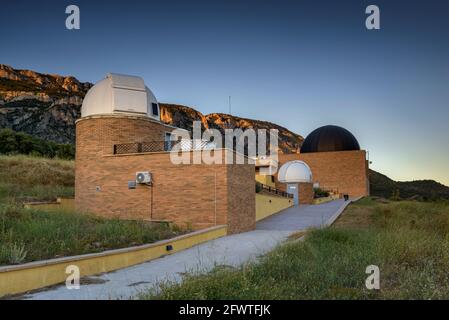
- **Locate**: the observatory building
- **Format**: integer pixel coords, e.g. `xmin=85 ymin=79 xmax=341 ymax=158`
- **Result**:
xmin=300 ymin=125 xmax=360 ymax=154
xmin=75 ymin=73 xmax=369 ymax=234
xmin=276 ymin=125 xmax=370 ymax=197
xmin=278 ymin=160 xmax=313 ymax=206
xmin=75 ymin=73 xmax=255 ymax=234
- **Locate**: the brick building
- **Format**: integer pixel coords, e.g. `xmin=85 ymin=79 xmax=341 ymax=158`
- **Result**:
xmin=276 ymin=125 xmax=370 ymax=197
xmin=76 ymin=73 xmax=368 ymax=235
xmin=75 ymin=74 xmax=255 ymax=234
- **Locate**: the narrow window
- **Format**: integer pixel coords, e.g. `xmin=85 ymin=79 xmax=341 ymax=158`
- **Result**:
xmin=164 ymin=132 xmax=172 ymax=151
xmin=152 ymin=103 xmax=159 ymax=116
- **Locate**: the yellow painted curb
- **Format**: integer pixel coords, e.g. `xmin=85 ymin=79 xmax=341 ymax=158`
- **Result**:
xmin=0 ymin=225 xmax=227 ymax=297
xmin=313 ymin=194 xmax=340 ymax=205
xmin=256 ymin=193 xmax=293 ymax=221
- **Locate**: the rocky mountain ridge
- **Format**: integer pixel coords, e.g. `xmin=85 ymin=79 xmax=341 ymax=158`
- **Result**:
xmin=0 ymin=64 xmax=303 ymax=152
xmin=160 ymin=104 xmax=303 ymax=153
xmin=0 ymin=64 xmax=92 ymax=143
xmin=1 ymin=64 xmax=448 ymax=198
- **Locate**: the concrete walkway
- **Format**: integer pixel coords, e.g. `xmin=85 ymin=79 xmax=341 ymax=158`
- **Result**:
xmin=25 ymin=199 xmax=351 ymax=300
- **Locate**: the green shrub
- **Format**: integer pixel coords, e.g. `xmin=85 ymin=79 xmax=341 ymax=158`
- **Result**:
xmin=314 ymin=188 xmax=330 ymax=198
xmin=255 ymin=182 xmax=262 ymax=193
xmin=0 ymin=129 xmax=74 ymax=160
xmin=390 ymin=188 xmax=401 ymax=201
xmin=0 ymin=243 xmax=27 ymax=265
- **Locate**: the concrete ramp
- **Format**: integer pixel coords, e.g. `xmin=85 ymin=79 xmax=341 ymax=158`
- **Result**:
xmin=257 ymin=199 xmax=348 ymax=231
xmin=24 ymin=199 xmax=354 ymax=300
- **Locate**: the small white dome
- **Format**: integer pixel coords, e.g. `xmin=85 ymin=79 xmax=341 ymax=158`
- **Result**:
xmin=278 ymin=160 xmax=312 ymax=183
xmin=81 ymin=73 xmax=160 ymax=121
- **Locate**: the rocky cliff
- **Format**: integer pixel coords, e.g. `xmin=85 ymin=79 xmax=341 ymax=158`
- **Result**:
xmin=0 ymin=64 xmax=91 ymax=143
xmin=0 ymin=64 xmax=303 ymax=152
xmin=160 ymin=104 xmax=303 ymax=154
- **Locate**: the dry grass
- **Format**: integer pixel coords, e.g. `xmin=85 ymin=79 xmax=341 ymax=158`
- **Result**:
xmin=142 ymin=197 xmax=449 ymax=300
xmin=0 ymin=154 xmax=74 ymax=187
xmin=0 ymin=205 xmax=186 ymax=266
xmin=0 ymin=155 xmax=74 ymax=202
xmin=333 ymin=198 xmax=378 ymax=229
xmin=0 ymin=155 xmax=187 ymax=266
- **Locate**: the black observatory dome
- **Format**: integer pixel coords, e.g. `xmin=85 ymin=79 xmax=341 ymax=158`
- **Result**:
xmin=300 ymin=125 xmax=360 ymax=153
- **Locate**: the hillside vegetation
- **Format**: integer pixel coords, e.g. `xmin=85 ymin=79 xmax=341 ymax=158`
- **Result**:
xmin=142 ymin=197 xmax=449 ymax=299
xmin=0 ymin=128 xmax=74 ymax=159
xmin=0 ymin=155 xmax=185 ymax=266
xmin=370 ymin=169 xmax=449 ymax=201
xmin=0 ymin=205 xmax=184 ymax=266
xmin=0 ymin=154 xmax=74 ymax=202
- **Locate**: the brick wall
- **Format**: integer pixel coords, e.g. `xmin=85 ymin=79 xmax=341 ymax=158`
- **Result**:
xmin=75 ymin=116 xmax=255 ymax=234
xmin=298 ymin=182 xmax=314 ymax=204
xmin=227 ymin=164 xmax=256 ymax=234
xmin=75 ymin=114 xmax=176 ymax=158
xmin=276 ymin=150 xmax=369 ymax=197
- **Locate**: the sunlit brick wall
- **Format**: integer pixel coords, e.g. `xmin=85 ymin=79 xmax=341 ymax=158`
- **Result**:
xmin=75 ymin=116 xmax=255 ymax=234
xmin=276 ymin=151 xmax=369 ymax=197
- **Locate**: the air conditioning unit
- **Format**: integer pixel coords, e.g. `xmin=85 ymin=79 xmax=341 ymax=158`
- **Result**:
xmin=136 ymin=171 xmax=152 ymax=185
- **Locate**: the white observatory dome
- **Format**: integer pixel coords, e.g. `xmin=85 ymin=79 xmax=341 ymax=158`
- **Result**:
xmin=278 ymin=160 xmax=312 ymax=183
xmin=81 ymin=73 xmax=160 ymax=121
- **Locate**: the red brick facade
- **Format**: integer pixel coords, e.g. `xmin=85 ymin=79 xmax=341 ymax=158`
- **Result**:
xmin=75 ymin=115 xmax=255 ymax=234
xmin=298 ymin=182 xmax=314 ymax=204
xmin=277 ymin=150 xmax=369 ymax=197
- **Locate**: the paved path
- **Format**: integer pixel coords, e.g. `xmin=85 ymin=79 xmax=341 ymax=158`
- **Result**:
xmin=25 ymin=199 xmax=350 ymax=300
xmin=257 ymin=199 xmax=347 ymax=231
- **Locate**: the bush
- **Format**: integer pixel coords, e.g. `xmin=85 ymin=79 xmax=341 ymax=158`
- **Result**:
xmin=0 ymin=129 xmax=74 ymax=160
xmin=255 ymin=182 xmax=262 ymax=193
xmin=55 ymin=144 xmax=75 ymax=159
xmin=0 ymin=243 xmax=27 ymax=265
xmin=314 ymin=188 xmax=330 ymax=198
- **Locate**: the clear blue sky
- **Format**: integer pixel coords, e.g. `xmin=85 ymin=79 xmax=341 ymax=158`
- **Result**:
xmin=1 ymin=0 xmax=448 ymax=185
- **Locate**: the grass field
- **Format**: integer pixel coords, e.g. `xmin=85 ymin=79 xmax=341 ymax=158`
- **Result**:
xmin=0 ymin=155 xmax=74 ymax=202
xmin=0 ymin=155 xmax=186 ymax=266
xmin=142 ymin=197 xmax=449 ymax=300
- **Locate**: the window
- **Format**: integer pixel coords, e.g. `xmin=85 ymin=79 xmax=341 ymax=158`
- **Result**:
xmin=152 ymin=103 xmax=159 ymax=116
xmin=164 ymin=132 xmax=172 ymax=151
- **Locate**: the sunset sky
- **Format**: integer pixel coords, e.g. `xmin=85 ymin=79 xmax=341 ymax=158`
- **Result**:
xmin=1 ymin=0 xmax=448 ymax=185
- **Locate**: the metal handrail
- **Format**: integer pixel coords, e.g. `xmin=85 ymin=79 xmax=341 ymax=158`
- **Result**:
xmin=113 ymin=140 xmax=176 ymax=154
xmin=113 ymin=139 xmax=215 ymax=155
xmin=256 ymin=182 xmax=293 ymax=198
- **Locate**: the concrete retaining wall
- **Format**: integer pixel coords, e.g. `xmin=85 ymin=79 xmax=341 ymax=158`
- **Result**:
xmin=313 ymin=194 xmax=340 ymax=205
xmin=256 ymin=194 xmax=293 ymax=221
xmin=0 ymin=225 xmax=227 ymax=297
